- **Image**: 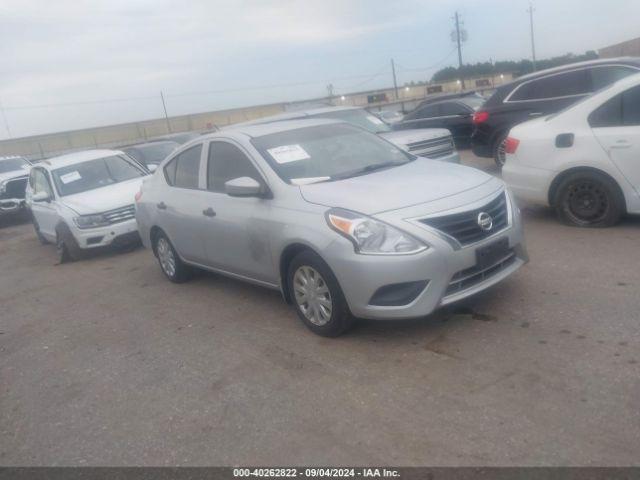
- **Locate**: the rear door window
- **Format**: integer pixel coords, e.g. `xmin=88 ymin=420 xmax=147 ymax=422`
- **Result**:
xmin=591 ymin=66 xmax=638 ymax=91
xmin=440 ymin=102 xmax=469 ymax=116
xmin=588 ymin=85 xmax=640 ymax=127
xmin=510 ymin=69 xmax=592 ymax=101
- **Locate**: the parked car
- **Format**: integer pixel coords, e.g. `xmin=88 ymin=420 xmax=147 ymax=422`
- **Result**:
xmin=122 ymin=140 xmax=180 ymax=172
xmin=26 ymin=149 xmax=150 ymax=261
xmin=150 ymin=131 xmax=202 ymax=145
xmin=395 ymin=95 xmax=485 ymax=148
xmin=376 ymin=110 xmax=404 ymax=124
xmin=503 ymin=73 xmax=640 ymax=227
xmin=232 ymin=106 xmax=460 ymax=163
xmin=0 ymin=155 xmax=32 ymax=217
xmin=136 ymin=119 xmax=527 ymax=337
xmin=471 ymin=58 xmax=640 ymax=167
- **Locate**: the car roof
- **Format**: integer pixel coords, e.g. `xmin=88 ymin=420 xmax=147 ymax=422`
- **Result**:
xmin=230 ymin=106 xmax=360 ymax=128
xmin=39 ymin=149 xmax=125 ymax=169
xmin=122 ymin=140 xmax=179 ymax=150
xmin=205 ymin=118 xmax=344 ymax=139
xmin=500 ymin=57 xmax=640 ymax=89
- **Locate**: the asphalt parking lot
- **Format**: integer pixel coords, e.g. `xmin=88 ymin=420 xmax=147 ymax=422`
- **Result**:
xmin=1 ymin=151 xmax=639 ymax=466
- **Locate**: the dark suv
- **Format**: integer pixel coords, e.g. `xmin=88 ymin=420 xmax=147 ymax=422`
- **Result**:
xmin=471 ymin=58 xmax=640 ymax=166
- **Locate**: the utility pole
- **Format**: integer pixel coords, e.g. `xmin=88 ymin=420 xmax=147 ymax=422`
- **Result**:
xmin=528 ymin=3 xmax=537 ymax=71
xmin=160 ymin=91 xmax=172 ymax=133
xmin=454 ymin=12 xmax=465 ymax=90
xmin=391 ymin=58 xmax=399 ymax=100
xmin=326 ymin=83 xmax=334 ymax=105
xmin=0 ymin=97 xmax=11 ymax=139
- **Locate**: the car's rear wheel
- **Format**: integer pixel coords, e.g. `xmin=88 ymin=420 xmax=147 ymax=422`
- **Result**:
xmin=55 ymin=223 xmax=83 ymax=263
xmin=154 ymin=232 xmax=191 ymax=283
xmin=287 ymin=250 xmax=354 ymax=337
xmin=493 ymin=134 xmax=508 ymax=168
xmin=554 ymin=172 xmax=623 ymax=227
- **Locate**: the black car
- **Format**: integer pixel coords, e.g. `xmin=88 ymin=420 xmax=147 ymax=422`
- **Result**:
xmin=394 ymin=95 xmax=485 ymax=147
xmin=471 ymin=57 xmax=640 ymax=166
xmin=122 ymin=140 xmax=180 ymax=171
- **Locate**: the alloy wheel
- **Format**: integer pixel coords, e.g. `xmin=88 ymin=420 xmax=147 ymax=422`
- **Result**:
xmin=157 ymin=237 xmax=176 ymax=278
xmin=293 ymin=266 xmax=333 ymax=326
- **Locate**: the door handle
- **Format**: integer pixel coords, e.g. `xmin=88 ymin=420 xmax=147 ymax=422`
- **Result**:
xmin=202 ymin=207 xmax=216 ymax=217
xmin=611 ymin=140 xmax=631 ymax=149
xmin=157 ymin=201 xmax=167 ymax=210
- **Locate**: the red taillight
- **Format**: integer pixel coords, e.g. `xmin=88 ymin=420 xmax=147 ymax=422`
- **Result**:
xmin=134 ymin=189 xmax=143 ymax=202
xmin=504 ymin=137 xmax=520 ymax=154
xmin=473 ymin=111 xmax=489 ymax=124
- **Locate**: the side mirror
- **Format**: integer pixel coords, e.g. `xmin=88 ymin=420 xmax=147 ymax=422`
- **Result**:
xmin=225 ymin=177 xmax=263 ymax=197
xmin=32 ymin=191 xmax=50 ymax=203
xmin=147 ymin=164 xmax=158 ymax=173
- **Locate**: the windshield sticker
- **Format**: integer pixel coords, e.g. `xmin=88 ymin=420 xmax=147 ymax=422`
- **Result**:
xmin=267 ymin=144 xmax=310 ymax=164
xmin=290 ymin=177 xmax=330 ymax=186
xmin=59 ymin=171 xmax=82 ymax=184
xmin=367 ymin=115 xmax=385 ymax=125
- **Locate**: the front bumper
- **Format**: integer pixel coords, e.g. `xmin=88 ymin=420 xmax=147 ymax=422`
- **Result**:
xmin=69 ymin=218 xmax=140 ymax=249
xmin=323 ymin=200 xmax=528 ymax=320
xmin=0 ymin=198 xmax=27 ymax=215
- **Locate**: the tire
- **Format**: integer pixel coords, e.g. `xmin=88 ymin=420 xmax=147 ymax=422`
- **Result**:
xmin=32 ymin=217 xmax=50 ymax=245
xmin=287 ymin=250 xmax=354 ymax=337
xmin=153 ymin=232 xmax=191 ymax=283
xmin=553 ymin=171 xmax=624 ymax=227
xmin=55 ymin=223 xmax=84 ymax=263
xmin=493 ymin=133 xmax=508 ymax=168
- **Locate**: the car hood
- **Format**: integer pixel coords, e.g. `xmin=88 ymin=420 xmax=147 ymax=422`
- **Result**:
xmin=60 ymin=177 xmax=146 ymax=215
xmin=379 ymin=128 xmax=451 ymax=149
xmin=299 ymin=158 xmax=494 ymax=215
xmin=0 ymin=168 xmax=30 ymax=183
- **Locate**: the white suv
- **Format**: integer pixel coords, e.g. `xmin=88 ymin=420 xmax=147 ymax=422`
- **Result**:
xmin=26 ymin=149 xmax=149 ymax=261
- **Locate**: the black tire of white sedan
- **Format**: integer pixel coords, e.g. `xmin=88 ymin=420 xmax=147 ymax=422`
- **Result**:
xmin=554 ymin=171 xmax=624 ymax=227
xmin=154 ymin=232 xmax=191 ymax=283
xmin=55 ymin=223 xmax=83 ymax=263
xmin=288 ymin=250 xmax=354 ymax=337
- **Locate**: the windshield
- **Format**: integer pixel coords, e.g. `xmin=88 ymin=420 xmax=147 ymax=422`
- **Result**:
xmin=52 ymin=155 xmax=146 ymax=196
xmin=0 ymin=158 xmax=30 ymax=174
xmin=124 ymin=141 xmax=179 ymax=166
xmin=251 ymin=123 xmax=414 ymax=184
xmin=310 ymin=109 xmax=392 ymax=134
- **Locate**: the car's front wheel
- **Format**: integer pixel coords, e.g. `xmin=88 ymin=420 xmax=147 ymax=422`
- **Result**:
xmin=55 ymin=223 xmax=83 ymax=263
xmin=154 ymin=232 xmax=191 ymax=283
xmin=287 ymin=250 xmax=354 ymax=337
xmin=554 ymin=171 xmax=624 ymax=227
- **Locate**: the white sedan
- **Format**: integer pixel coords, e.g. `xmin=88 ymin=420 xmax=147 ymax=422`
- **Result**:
xmin=503 ymin=73 xmax=640 ymax=227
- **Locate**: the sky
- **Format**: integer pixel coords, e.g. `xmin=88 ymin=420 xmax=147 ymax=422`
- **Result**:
xmin=1 ymin=0 xmax=639 ymax=140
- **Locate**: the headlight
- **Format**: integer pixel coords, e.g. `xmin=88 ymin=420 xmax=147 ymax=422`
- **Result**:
xmin=326 ymin=208 xmax=427 ymax=255
xmin=73 ymin=214 xmax=110 ymax=229
xmin=0 ymin=181 xmax=6 ymax=195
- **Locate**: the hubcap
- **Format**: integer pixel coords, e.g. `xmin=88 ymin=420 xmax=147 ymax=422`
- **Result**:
xmin=157 ymin=237 xmax=176 ymax=277
xmin=293 ymin=266 xmax=332 ymax=326
xmin=566 ymin=181 xmax=608 ymax=223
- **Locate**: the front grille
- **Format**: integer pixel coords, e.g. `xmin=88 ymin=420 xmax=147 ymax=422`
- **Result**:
xmin=445 ymin=251 xmax=517 ymax=297
xmin=419 ymin=192 xmax=508 ymax=246
xmin=407 ymin=136 xmax=455 ymax=158
xmin=103 ymin=204 xmax=135 ymax=225
xmin=1 ymin=177 xmax=28 ymax=200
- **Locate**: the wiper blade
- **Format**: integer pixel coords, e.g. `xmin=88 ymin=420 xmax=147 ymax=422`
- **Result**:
xmin=332 ymin=162 xmax=404 ymax=181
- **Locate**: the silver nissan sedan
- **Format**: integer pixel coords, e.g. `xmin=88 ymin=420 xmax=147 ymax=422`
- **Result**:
xmin=135 ymin=119 xmax=528 ymax=336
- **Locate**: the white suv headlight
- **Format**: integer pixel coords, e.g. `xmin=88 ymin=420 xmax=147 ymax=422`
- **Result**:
xmin=326 ymin=208 xmax=427 ymax=255
xmin=74 ymin=214 xmax=110 ymax=229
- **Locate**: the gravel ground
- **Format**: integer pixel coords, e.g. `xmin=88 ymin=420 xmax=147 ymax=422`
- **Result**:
xmin=1 ymin=152 xmax=639 ymax=466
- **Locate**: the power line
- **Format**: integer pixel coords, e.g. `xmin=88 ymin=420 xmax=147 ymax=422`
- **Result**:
xmin=394 ymin=48 xmax=457 ymax=73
